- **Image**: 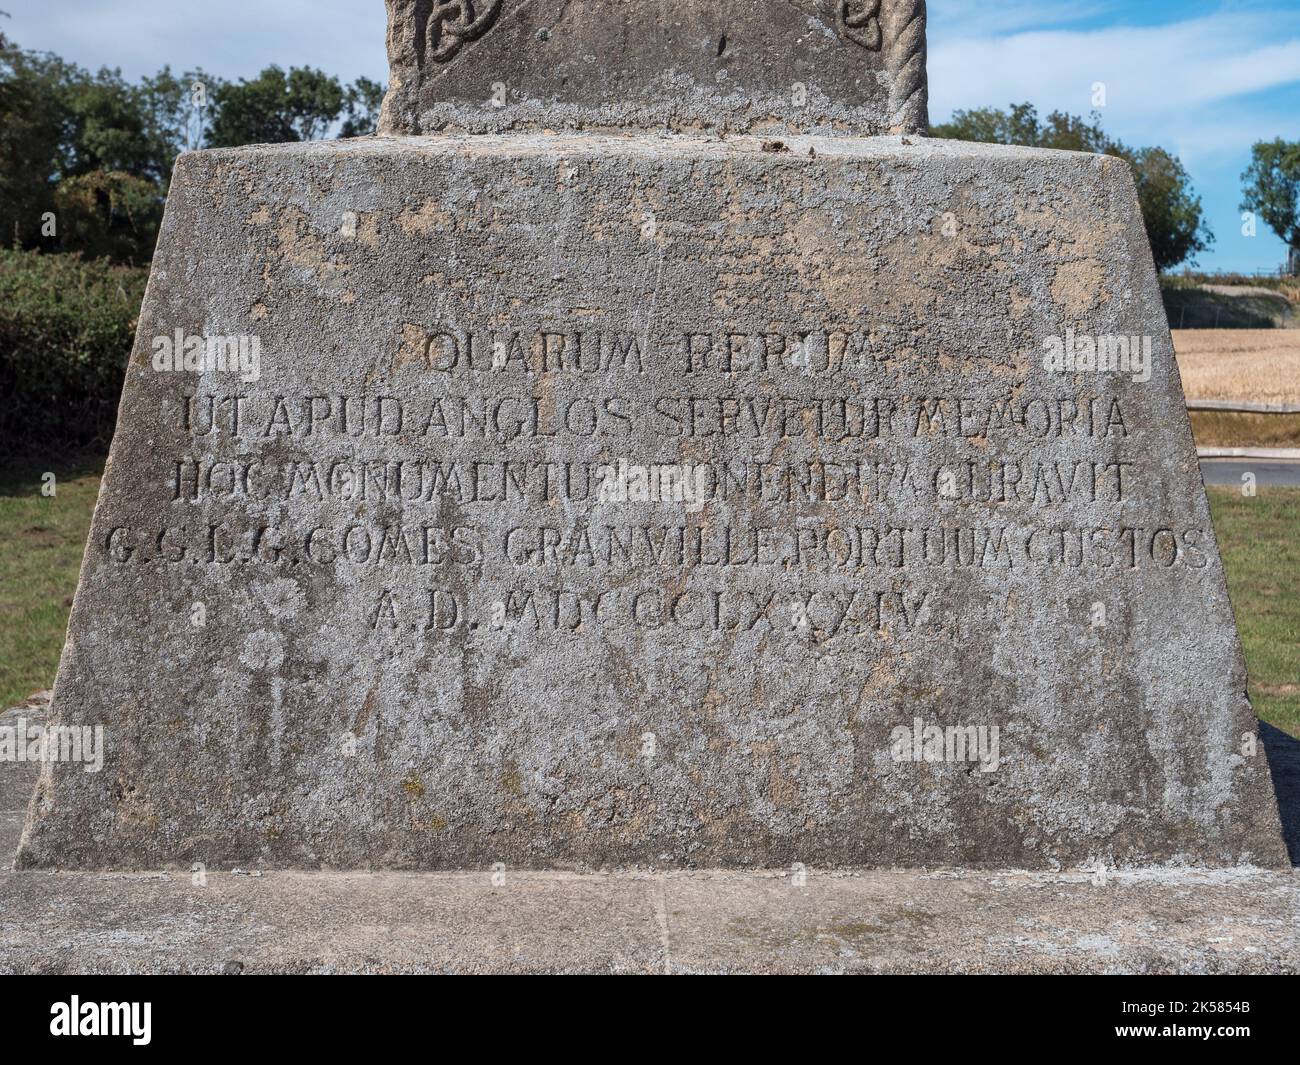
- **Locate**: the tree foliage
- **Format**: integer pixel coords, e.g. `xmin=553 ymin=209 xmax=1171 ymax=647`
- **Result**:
xmin=1128 ymin=148 xmax=1213 ymax=276
xmin=0 ymin=38 xmax=71 ymax=248
xmin=0 ymin=25 xmax=384 ymax=263
xmin=207 ymin=65 xmax=345 ymax=147
xmin=52 ymin=170 xmax=165 ymax=264
xmin=0 ymin=247 xmax=148 ymax=447
xmin=1241 ymin=139 xmax=1300 ymax=268
xmin=341 ymin=76 xmax=385 ymax=139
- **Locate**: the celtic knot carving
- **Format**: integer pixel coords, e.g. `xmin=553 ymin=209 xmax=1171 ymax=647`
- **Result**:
xmin=420 ymin=0 xmax=504 ymax=64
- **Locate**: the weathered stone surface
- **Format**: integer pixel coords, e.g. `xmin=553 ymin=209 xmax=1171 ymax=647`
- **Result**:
xmin=3 ymin=867 xmax=1299 ymax=974
xmin=378 ymin=0 xmax=929 ymax=136
xmin=17 ymin=706 xmax=1300 ymax=973
xmin=0 ymin=697 xmax=49 ymax=861
xmin=15 ymin=133 xmax=1288 ymax=871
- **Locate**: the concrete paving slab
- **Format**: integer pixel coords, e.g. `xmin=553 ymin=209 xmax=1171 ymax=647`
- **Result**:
xmin=1 ymin=866 xmax=1297 ymax=974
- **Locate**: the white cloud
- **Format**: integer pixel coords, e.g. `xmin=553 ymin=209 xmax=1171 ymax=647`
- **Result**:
xmin=931 ymin=0 xmax=1119 ymax=38
xmin=929 ymin=7 xmax=1300 ymax=270
xmin=930 ymin=10 xmax=1300 ymax=160
xmin=3 ymin=0 xmax=388 ymax=83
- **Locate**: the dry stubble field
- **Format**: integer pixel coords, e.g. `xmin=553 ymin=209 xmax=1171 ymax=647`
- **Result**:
xmin=1173 ymin=329 xmax=1300 ymax=405
xmin=1174 ymin=329 xmax=1300 ymax=449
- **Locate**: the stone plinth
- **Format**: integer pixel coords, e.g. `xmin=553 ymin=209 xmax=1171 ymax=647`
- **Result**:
xmin=16 ymin=134 xmax=1287 ymax=870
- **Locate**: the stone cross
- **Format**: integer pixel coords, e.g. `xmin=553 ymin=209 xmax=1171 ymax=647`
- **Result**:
xmin=380 ymin=0 xmax=929 ymax=135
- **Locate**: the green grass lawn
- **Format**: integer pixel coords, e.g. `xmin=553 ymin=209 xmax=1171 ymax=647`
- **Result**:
xmin=0 ymin=453 xmax=104 ymax=707
xmin=1208 ymin=486 xmax=1300 ymax=737
xmin=1 ymin=461 xmax=1297 ymax=739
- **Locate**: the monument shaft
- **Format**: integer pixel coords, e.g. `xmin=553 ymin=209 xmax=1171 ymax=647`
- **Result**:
xmin=379 ymin=0 xmax=930 ymax=135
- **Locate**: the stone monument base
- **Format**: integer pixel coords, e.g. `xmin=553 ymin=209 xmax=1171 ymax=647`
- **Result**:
xmin=16 ymin=134 xmax=1288 ymax=871
xmin=3 ymin=867 xmax=1299 ymax=974
xmin=2 ymin=676 xmax=1297 ymax=974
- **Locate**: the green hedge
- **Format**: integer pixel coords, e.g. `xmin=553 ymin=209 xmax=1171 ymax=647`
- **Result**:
xmin=0 ymin=249 xmax=148 ymax=449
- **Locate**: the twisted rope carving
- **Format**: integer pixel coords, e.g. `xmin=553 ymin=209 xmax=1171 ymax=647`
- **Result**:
xmin=882 ymin=0 xmax=928 ymax=133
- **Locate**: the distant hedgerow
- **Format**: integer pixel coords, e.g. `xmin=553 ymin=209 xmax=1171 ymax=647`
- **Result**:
xmin=0 ymin=248 xmax=148 ymax=450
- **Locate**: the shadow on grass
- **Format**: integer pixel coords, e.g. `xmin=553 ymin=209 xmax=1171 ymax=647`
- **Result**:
xmin=1262 ymin=722 xmax=1300 ymax=866
xmin=1162 ymin=286 xmax=1293 ymax=329
xmin=0 ymin=447 xmax=107 ymax=497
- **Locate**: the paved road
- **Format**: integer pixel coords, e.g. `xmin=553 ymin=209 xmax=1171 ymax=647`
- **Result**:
xmin=1201 ymin=459 xmax=1300 ymax=488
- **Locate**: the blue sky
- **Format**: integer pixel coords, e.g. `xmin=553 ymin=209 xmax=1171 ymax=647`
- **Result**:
xmin=5 ymin=0 xmax=1298 ymax=273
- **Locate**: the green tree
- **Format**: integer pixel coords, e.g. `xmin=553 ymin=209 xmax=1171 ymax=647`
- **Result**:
xmin=1 ymin=26 xmax=382 ymax=262
xmin=54 ymin=67 xmax=191 ymax=261
xmin=934 ymin=102 xmax=1109 ymax=155
xmin=0 ymin=35 xmax=72 ymax=247
xmin=53 ymin=170 xmax=164 ymax=264
xmin=208 ymin=65 xmax=346 ymax=147
xmin=51 ymin=61 xmax=211 ymax=184
xmin=933 ymin=102 xmax=1213 ymax=271
xmin=1241 ymin=139 xmax=1300 ymax=273
xmin=1127 ymin=148 xmax=1211 ymax=276
xmin=134 ymin=68 xmax=220 ymax=174
xmin=1 ymin=23 xmax=219 ymax=259
xmin=340 ymin=76 xmax=385 ymax=138
xmin=64 ymin=64 xmax=217 ymax=182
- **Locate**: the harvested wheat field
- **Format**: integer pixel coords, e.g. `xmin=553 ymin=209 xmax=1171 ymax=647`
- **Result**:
xmin=1172 ymin=329 xmax=1300 ymax=404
